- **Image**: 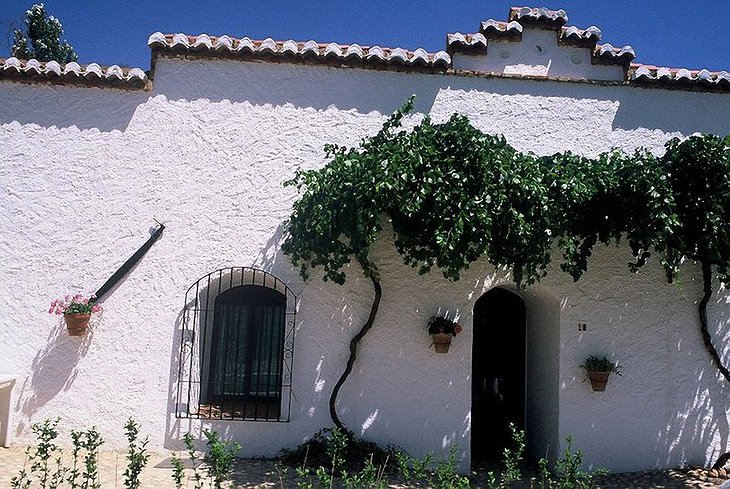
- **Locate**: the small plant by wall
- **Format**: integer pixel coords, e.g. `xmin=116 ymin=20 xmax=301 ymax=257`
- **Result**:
xmin=9 ymin=418 xmax=161 ymax=489
xmin=122 ymin=417 xmax=150 ymax=489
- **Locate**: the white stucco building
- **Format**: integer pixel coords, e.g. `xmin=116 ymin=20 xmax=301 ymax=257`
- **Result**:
xmin=1 ymin=6 xmax=729 ymax=473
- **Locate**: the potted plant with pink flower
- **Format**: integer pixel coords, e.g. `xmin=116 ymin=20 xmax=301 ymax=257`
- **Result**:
xmin=49 ymin=294 xmax=102 ymax=336
xmin=427 ymin=315 xmax=463 ymax=353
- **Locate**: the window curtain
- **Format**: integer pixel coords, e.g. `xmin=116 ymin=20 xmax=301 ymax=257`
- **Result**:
xmin=211 ymin=302 xmax=285 ymax=398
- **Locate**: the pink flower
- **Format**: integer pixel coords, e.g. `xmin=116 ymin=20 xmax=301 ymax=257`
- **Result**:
xmin=91 ymin=304 xmax=102 ymax=314
xmin=454 ymin=324 xmax=463 ymax=335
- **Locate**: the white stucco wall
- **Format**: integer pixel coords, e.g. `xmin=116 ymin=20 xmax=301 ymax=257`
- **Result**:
xmin=452 ymin=29 xmax=626 ymax=81
xmin=1 ymin=56 xmax=729 ymax=473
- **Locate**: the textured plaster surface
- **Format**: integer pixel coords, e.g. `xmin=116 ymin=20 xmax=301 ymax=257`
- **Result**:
xmin=1 ymin=57 xmax=729 ymax=473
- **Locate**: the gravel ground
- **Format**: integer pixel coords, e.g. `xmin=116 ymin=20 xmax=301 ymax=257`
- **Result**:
xmin=0 ymin=448 xmax=727 ymax=488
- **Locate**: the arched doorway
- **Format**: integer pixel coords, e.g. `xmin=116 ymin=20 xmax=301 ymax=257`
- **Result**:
xmin=471 ymin=287 xmax=526 ymax=462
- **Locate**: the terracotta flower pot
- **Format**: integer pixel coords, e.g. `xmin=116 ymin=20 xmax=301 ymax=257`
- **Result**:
xmin=586 ymin=370 xmax=611 ymax=391
xmin=64 ymin=313 xmax=91 ymax=336
xmin=431 ymin=333 xmax=453 ymax=353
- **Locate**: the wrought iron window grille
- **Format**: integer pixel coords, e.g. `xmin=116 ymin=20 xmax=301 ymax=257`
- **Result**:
xmin=177 ymin=267 xmax=296 ymax=422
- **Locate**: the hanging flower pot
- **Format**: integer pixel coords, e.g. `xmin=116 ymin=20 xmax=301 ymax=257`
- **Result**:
xmin=50 ymin=294 xmax=102 ymax=336
xmin=64 ymin=313 xmax=91 ymax=336
xmin=431 ymin=333 xmax=453 ymax=353
xmin=580 ymin=355 xmax=622 ymax=392
xmin=427 ymin=315 xmax=463 ymax=354
xmin=585 ymin=371 xmax=611 ymax=391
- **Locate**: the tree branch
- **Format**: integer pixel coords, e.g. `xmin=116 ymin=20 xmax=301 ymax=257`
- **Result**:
xmin=328 ymin=259 xmax=382 ymax=430
xmin=698 ymin=261 xmax=730 ymax=384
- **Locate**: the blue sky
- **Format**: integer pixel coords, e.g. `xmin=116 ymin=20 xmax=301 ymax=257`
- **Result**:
xmin=2 ymin=0 xmax=729 ymax=72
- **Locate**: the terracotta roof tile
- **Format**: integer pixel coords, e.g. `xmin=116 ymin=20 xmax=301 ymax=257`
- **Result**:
xmin=508 ymin=6 xmax=568 ymax=28
xmin=449 ymin=7 xmax=633 ymax=67
xmin=593 ymin=43 xmax=636 ymax=66
xmin=0 ymin=6 xmax=727 ymax=93
xmin=148 ymin=33 xmax=451 ymax=72
xmin=0 ymin=56 xmax=148 ymax=90
xmin=630 ymin=63 xmax=730 ymax=88
xmin=480 ymin=20 xmax=523 ymax=40
xmin=559 ymin=25 xmax=602 ymax=47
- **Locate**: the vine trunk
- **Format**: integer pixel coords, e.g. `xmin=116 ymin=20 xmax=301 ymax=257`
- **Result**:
xmin=699 ymin=262 xmax=730 ymax=470
xmin=328 ymin=259 xmax=382 ymax=430
xmin=698 ymin=261 xmax=730 ymax=384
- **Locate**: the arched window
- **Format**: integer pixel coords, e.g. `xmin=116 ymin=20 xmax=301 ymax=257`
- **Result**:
xmin=177 ymin=268 xmax=295 ymax=421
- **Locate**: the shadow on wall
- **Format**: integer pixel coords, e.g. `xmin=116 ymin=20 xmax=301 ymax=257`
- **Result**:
xmin=151 ymin=59 xmax=441 ymax=116
xmin=151 ymin=58 xmax=730 ymax=136
xmin=0 ymin=84 xmax=149 ymax=131
xmin=164 ymin=309 xmax=187 ymax=451
xmin=3 ymin=60 xmax=728 ymax=137
xmin=656 ymin=286 xmax=730 ymax=468
xmin=609 ymin=88 xmax=730 ymax=137
xmin=163 ymin=223 xmax=311 ymax=451
xmin=14 ymin=320 xmax=93 ymax=434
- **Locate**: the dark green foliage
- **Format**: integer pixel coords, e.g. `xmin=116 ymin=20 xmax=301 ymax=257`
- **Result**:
xmin=662 ymin=134 xmax=730 ymax=281
xmin=11 ymin=4 xmax=78 ymax=63
xmin=283 ymin=98 xmax=730 ymax=417
xmin=281 ymin=428 xmax=389 ymax=474
xmin=283 ymin=98 xmax=730 ymax=290
xmin=580 ymin=355 xmax=622 ymax=375
xmin=286 ymin=427 xmax=467 ymax=488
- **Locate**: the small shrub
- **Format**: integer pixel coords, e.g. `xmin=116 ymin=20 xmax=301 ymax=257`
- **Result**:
xmin=183 ymin=432 xmax=205 ymax=489
xmin=341 ymin=453 xmax=389 ymax=489
xmin=170 ymin=452 xmax=185 ymax=489
xmin=394 ymin=448 xmax=432 ymax=484
xmin=281 ymin=427 xmax=390 ymax=474
xmin=122 ymin=418 xmax=150 ymax=489
xmin=551 ymin=436 xmax=607 ymax=489
xmin=537 ymin=435 xmax=607 ymax=489
xmin=11 ymin=418 xmax=65 ymax=489
xmin=501 ymin=423 xmax=525 ymax=485
xmin=81 ymin=426 xmax=104 ymax=489
xmin=66 ymin=429 xmax=84 ymax=488
xmin=432 ymin=446 xmax=470 ymax=489
xmin=203 ymin=429 xmax=240 ymax=489
xmin=273 ymin=461 xmax=288 ymax=489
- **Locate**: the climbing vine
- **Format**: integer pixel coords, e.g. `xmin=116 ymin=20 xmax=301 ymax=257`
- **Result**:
xmin=282 ymin=97 xmax=730 ymax=429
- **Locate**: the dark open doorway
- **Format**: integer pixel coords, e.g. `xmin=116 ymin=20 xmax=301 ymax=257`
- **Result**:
xmin=471 ymin=288 xmax=526 ymax=463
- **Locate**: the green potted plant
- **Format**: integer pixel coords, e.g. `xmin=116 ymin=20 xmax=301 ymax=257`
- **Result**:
xmin=427 ymin=316 xmax=463 ymax=353
xmin=49 ymin=294 xmax=102 ymax=336
xmin=580 ymin=355 xmax=622 ymax=391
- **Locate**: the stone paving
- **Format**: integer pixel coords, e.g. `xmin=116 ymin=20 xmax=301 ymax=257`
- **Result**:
xmin=0 ymin=447 xmax=727 ymax=488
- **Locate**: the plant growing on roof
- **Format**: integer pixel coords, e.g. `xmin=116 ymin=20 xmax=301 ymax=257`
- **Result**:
xmin=282 ymin=96 xmax=730 ymax=432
